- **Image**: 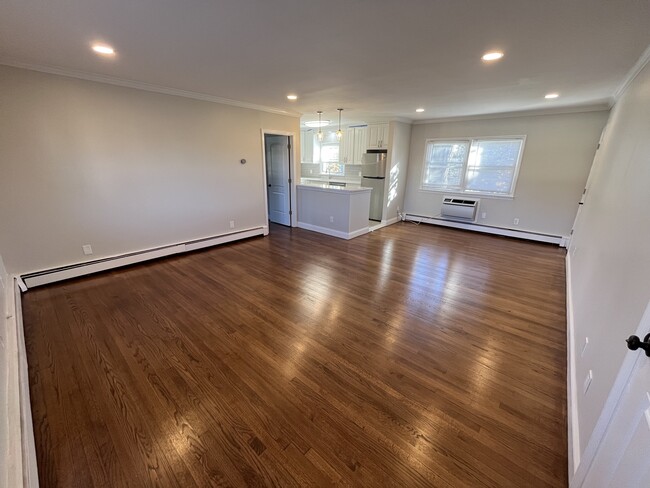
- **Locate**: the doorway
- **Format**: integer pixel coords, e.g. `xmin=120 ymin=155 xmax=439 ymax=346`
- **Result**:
xmin=264 ymin=134 xmax=292 ymax=226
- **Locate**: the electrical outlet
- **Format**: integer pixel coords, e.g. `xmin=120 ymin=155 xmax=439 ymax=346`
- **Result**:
xmin=581 ymin=337 xmax=589 ymax=357
xmin=329 ymin=216 xmax=334 ymax=223
xmin=513 ymin=218 xmax=520 ymax=225
xmin=82 ymin=244 xmax=93 ymax=255
xmin=481 ymin=212 xmax=487 ymax=219
xmin=229 ymin=220 xmax=235 ymax=229
xmin=583 ymin=370 xmax=593 ymax=394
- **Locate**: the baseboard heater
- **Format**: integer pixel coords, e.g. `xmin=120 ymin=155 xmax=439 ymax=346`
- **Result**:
xmin=20 ymin=226 xmax=265 ymax=289
xmin=405 ymin=213 xmax=565 ymax=245
xmin=441 ymin=196 xmax=479 ymax=222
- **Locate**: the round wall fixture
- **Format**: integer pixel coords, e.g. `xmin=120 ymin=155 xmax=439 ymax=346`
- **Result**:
xmin=240 ymin=159 xmax=247 ymax=164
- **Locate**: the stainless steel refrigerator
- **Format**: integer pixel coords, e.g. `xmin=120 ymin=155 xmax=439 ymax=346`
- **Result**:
xmin=361 ymin=151 xmax=387 ymax=221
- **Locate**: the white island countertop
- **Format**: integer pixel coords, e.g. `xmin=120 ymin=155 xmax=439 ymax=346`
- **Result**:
xmin=297 ymin=182 xmax=371 ymax=193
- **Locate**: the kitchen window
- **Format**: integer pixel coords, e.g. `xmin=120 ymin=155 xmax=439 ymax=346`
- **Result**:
xmin=421 ymin=137 xmax=525 ymax=197
xmin=317 ymin=135 xmax=344 ymax=176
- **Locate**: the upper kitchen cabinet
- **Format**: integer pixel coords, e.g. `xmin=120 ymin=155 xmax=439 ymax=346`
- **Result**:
xmin=340 ymin=126 xmax=367 ymax=164
xmin=366 ymin=123 xmax=389 ymax=149
xmin=300 ymin=129 xmax=314 ymax=163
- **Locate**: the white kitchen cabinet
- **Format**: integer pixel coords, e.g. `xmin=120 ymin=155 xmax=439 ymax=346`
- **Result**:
xmin=352 ymin=126 xmax=367 ymax=164
xmin=300 ymin=129 xmax=314 ymax=163
xmin=339 ymin=126 xmax=368 ymax=164
xmin=366 ymin=123 xmax=389 ymax=149
xmin=340 ymin=128 xmax=355 ymax=164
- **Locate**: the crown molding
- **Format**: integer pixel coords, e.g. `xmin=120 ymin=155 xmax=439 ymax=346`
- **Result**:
xmin=0 ymin=59 xmax=301 ymax=117
xmin=412 ymin=103 xmax=611 ymax=125
xmin=612 ymin=42 xmax=650 ymax=103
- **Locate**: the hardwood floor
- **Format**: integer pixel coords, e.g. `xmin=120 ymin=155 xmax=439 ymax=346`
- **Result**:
xmin=23 ymin=223 xmax=568 ymax=487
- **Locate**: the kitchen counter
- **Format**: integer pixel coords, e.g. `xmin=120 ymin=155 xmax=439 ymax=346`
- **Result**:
xmin=297 ymin=182 xmax=370 ymax=193
xmin=296 ymin=184 xmax=371 ymax=240
xmin=300 ymin=176 xmax=362 ymax=185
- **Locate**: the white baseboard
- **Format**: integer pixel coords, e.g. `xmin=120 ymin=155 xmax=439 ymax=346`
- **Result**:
xmin=297 ymin=222 xmax=370 ymax=240
xmin=405 ymin=214 xmax=564 ymax=245
xmin=22 ymin=226 xmax=265 ymax=288
xmin=566 ymin=253 xmax=580 ymax=478
xmin=369 ymin=216 xmax=400 ymax=231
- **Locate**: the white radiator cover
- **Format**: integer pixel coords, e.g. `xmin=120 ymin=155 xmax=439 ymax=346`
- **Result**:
xmin=441 ymin=197 xmax=479 ymax=221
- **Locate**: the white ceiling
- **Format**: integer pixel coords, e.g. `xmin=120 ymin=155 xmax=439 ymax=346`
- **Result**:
xmin=1 ymin=0 xmax=649 ymax=125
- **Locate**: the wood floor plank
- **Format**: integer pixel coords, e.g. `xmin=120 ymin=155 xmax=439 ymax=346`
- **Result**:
xmin=23 ymin=222 xmax=568 ymax=487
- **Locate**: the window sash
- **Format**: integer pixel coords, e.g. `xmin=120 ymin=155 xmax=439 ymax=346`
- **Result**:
xmin=421 ymin=137 xmax=524 ymax=196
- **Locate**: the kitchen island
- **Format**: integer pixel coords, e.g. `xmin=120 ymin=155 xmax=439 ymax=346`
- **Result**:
xmin=296 ymin=182 xmax=371 ymax=240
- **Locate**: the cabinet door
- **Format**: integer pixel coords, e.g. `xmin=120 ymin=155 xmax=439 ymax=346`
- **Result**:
xmin=353 ymin=127 xmax=367 ymax=164
xmin=301 ymin=130 xmax=314 ymax=163
xmin=340 ymin=128 xmax=355 ymax=164
xmin=377 ymin=124 xmax=389 ymax=148
xmin=367 ymin=124 xmax=380 ymax=149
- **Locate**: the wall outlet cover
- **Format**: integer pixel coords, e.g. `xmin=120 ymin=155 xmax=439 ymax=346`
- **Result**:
xmin=82 ymin=244 xmax=93 ymax=255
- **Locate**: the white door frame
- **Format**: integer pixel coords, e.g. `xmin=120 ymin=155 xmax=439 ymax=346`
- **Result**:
xmin=261 ymin=130 xmax=298 ymax=232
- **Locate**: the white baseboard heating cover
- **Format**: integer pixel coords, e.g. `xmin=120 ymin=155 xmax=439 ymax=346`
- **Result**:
xmin=441 ymin=197 xmax=479 ymax=221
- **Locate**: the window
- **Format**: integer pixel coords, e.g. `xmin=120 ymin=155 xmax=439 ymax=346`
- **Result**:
xmin=314 ymin=131 xmax=344 ymax=176
xmin=421 ymin=137 xmax=525 ymax=196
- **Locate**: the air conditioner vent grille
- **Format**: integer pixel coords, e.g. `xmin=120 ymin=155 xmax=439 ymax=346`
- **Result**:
xmin=441 ymin=196 xmax=479 ymax=221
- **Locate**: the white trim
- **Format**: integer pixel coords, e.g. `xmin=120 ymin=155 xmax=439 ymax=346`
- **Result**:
xmin=369 ymin=217 xmax=400 ymax=231
xmin=22 ymin=227 xmax=265 ymax=288
xmin=14 ymin=280 xmax=38 ymax=487
xmin=0 ymin=60 xmax=301 ymax=117
xmin=296 ymin=222 xmax=370 ymax=240
xmin=612 ymin=43 xmax=650 ymax=103
xmin=413 ymin=104 xmax=610 ymax=125
xmin=3 ymin=277 xmax=39 ymax=488
xmin=405 ymin=214 xmax=563 ymax=245
xmin=566 ymin=253 xmax=581 ymax=478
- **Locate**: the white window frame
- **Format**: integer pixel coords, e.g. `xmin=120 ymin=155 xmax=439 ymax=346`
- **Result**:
xmin=420 ymin=136 xmax=526 ymax=198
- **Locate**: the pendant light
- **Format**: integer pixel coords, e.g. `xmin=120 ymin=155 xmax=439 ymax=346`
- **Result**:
xmin=317 ymin=111 xmax=324 ymax=141
xmin=336 ymin=108 xmax=343 ymax=141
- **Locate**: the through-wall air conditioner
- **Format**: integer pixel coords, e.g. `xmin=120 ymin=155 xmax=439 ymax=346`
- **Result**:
xmin=440 ymin=196 xmax=479 ymax=222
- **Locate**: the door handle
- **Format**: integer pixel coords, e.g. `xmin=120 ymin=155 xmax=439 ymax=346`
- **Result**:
xmin=626 ymin=333 xmax=650 ymax=357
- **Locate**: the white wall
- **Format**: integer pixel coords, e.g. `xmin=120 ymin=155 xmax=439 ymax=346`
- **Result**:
xmin=383 ymin=121 xmax=412 ymax=222
xmin=0 ymin=65 xmax=299 ymax=274
xmin=403 ymin=111 xmax=609 ymax=237
xmin=568 ymin=60 xmax=650 ymax=458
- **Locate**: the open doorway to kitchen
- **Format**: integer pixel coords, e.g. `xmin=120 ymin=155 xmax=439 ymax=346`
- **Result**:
xmin=263 ymin=133 xmax=293 ymax=227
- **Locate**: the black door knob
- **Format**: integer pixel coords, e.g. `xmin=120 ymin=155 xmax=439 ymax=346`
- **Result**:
xmin=626 ymin=333 xmax=650 ymax=357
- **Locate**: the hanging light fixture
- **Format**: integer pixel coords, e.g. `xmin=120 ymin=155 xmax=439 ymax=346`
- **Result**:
xmin=317 ymin=111 xmax=324 ymax=141
xmin=336 ymin=108 xmax=343 ymax=141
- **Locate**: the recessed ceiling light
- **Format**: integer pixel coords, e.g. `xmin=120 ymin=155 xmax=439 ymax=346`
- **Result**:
xmin=545 ymin=92 xmax=560 ymax=99
xmin=481 ymin=51 xmax=504 ymax=61
xmin=92 ymin=44 xmax=115 ymax=56
xmin=416 ymin=108 xmax=425 ymax=113
xmin=287 ymin=94 xmax=298 ymax=100
xmin=304 ymin=120 xmax=330 ymax=128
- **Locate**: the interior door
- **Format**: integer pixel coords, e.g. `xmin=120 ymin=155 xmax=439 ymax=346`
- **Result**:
xmin=265 ymin=135 xmax=291 ymax=226
xmin=581 ymin=303 xmax=650 ymax=487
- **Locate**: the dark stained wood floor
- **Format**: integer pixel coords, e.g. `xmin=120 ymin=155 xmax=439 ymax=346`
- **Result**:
xmin=23 ymin=223 xmax=568 ymax=487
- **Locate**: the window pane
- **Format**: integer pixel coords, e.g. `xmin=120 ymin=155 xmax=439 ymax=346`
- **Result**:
xmin=423 ymin=141 xmax=469 ymax=188
xmin=469 ymin=139 xmax=522 ymax=168
xmin=424 ymin=164 xmax=464 ymax=187
xmin=322 ymin=162 xmax=344 ymax=175
xmin=321 ymin=144 xmax=340 ymax=163
xmin=465 ymin=168 xmax=515 ymax=194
